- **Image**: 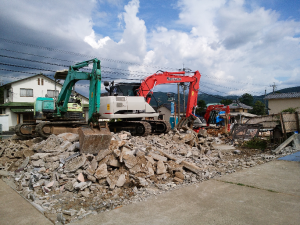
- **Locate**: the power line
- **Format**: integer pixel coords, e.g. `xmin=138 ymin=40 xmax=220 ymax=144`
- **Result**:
xmin=0 ymin=54 xmax=69 ymax=67
xmin=0 ymin=37 xmax=178 ymax=70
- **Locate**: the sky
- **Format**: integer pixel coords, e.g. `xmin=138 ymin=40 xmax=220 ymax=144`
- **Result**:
xmin=0 ymin=0 xmax=299 ymax=99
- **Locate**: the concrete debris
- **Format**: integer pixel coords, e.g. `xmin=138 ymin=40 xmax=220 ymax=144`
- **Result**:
xmin=0 ymin=128 xmax=298 ymax=224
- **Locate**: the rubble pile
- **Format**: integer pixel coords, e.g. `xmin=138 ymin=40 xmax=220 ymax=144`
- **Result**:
xmin=0 ymin=129 xmax=298 ymax=224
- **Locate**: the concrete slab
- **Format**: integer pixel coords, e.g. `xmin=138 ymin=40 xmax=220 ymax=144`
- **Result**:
xmin=217 ymin=160 xmax=300 ymax=196
xmin=212 ymin=144 xmax=236 ymax=151
xmin=0 ymin=180 xmax=52 ymax=225
xmin=71 ymin=161 xmax=300 ymax=225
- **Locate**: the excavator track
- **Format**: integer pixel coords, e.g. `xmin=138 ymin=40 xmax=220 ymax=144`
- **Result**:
xmin=146 ymin=120 xmax=171 ymax=134
xmin=15 ymin=123 xmax=37 ymax=138
xmin=108 ymin=121 xmax=151 ymax=136
xmin=35 ymin=121 xmax=87 ymax=138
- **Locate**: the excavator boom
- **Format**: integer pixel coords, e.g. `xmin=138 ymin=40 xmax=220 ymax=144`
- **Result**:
xmin=137 ymin=71 xmax=201 ymax=117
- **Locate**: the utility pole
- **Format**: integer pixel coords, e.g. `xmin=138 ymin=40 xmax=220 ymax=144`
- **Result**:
xmin=177 ymin=83 xmax=180 ymax=122
xmin=264 ymin=88 xmax=267 ymax=114
xmin=270 ymin=82 xmax=277 ymax=93
xmin=182 ymin=83 xmax=187 ymax=116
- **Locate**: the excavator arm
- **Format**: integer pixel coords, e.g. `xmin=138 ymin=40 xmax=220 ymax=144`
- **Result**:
xmin=137 ymin=71 xmax=201 ymax=117
xmin=56 ymin=58 xmax=102 ymax=123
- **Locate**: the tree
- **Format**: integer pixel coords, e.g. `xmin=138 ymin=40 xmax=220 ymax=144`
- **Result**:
xmin=239 ymin=93 xmax=253 ymax=106
xmin=196 ymin=99 xmax=206 ymax=115
xmin=251 ymin=100 xmax=266 ymax=115
xmin=220 ymin=99 xmax=233 ymax=106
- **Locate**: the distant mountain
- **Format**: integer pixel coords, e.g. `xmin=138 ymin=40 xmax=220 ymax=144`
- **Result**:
xmin=149 ymin=86 xmax=300 ymax=107
xmin=271 ymin=86 xmax=300 ymax=94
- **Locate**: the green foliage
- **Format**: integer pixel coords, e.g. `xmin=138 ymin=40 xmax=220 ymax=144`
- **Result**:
xmin=220 ymin=99 xmax=233 ymax=106
xmin=196 ymin=99 xmax=206 ymax=115
xmin=251 ymin=100 xmax=266 ymax=115
xmin=282 ymin=107 xmax=298 ymax=113
xmin=239 ymin=93 xmax=253 ymax=106
xmin=242 ymin=138 xmax=268 ymax=151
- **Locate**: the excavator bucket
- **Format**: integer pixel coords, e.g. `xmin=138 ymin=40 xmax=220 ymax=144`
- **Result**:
xmin=78 ymin=126 xmax=112 ymax=154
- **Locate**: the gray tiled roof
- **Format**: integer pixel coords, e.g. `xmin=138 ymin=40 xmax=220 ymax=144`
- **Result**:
xmin=265 ymin=92 xmax=300 ymax=100
xmin=158 ymin=103 xmax=185 ymax=112
xmin=228 ymin=101 xmax=253 ymax=110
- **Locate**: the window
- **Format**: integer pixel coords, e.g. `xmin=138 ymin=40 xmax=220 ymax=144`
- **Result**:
xmin=47 ymin=90 xmax=59 ymax=98
xmin=20 ymin=88 xmax=33 ymax=97
xmin=41 ymin=79 xmax=44 ymax=85
xmin=38 ymin=78 xmax=40 ymax=85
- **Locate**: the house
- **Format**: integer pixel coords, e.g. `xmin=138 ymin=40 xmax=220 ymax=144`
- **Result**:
xmin=264 ymin=92 xmax=300 ymax=114
xmin=0 ymin=74 xmax=89 ymax=131
xmin=228 ymin=100 xmax=256 ymax=123
xmin=157 ymin=103 xmax=186 ymax=121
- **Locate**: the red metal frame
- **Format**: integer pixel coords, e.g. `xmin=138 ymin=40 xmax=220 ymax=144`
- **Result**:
xmin=137 ymin=71 xmax=201 ymax=117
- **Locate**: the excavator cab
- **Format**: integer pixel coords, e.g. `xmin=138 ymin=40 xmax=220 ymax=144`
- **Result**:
xmin=104 ymin=82 xmax=140 ymax=96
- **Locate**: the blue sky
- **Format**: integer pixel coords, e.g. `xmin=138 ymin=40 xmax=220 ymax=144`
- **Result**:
xmin=0 ymin=0 xmax=299 ymax=97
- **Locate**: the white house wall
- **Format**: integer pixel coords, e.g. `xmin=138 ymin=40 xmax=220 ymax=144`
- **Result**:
xmin=5 ymin=75 xmax=89 ymax=104
xmin=4 ymin=108 xmax=17 ymax=130
xmin=9 ymin=76 xmax=62 ymax=102
xmin=0 ymin=115 xmax=9 ymax=132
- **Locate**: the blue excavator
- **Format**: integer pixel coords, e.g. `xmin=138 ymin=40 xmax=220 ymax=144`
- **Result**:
xmin=15 ymin=58 xmax=112 ymax=152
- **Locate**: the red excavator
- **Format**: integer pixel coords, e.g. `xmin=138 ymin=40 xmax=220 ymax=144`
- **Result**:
xmin=137 ymin=70 xmax=201 ymax=118
xmin=101 ymin=70 xmax=201 ymax=135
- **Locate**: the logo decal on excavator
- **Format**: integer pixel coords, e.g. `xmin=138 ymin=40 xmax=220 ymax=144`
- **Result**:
xmin=192 ymin=91 xmax=194 ymax=96
xmin=167 ymin=77 xmax=182 ymax=81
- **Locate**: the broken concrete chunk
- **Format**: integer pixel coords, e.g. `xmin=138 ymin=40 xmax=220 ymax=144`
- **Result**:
xmin=108 ymin=158 xmax=121 ymax=167
xmin=56 ymin=140 xmax=72 ymax=152
xmin=65 ymin=181 xmax=74 ymax=192
xmin=145 ymin=156 xmax=155 ymax=164
xmin=77 ymin=173 xmax=85 ymax=182
xmin=149 ymin=152 xmax=167 ymax=162
xmin=181 ymin=161 xmax=202 ymax=174
xmin=173 ymin=177 xmax=184 ymax=183
xmin=31 ymin=153 xmax=51 ymax=160
xmin=116 ymin=174 xmax=126 ymax=187
xmin=63 ymin=209 xmax=77 ymax=216
xmin=94 ymin=164 xmax=108 ymax=179
xmin=156 ymin=160 xmax=167 ymax=175
xmin=23 ymin=149 xmax=35 ymax=158
xmin=74 ymin=181 xmax=90 ymax=191
xmin=57 ymin=133 xmax=79 ymax=143
xmin=95 ymin=149 xmax=112 ymax=162
xmin=15 ymin=156 xmax=29 ymax=172
xmin=45 ymin=161 xmax=60 ymax=171
xmin=123 ymin=154 xmax=137 ymax=169
xmin=31 ymin=159 xmax=45 ymax=167
xmin=87 ymin=175 xmax=96 ymax=182
xmin=64 ymin=155 xmax=86 ymax=173
xmin=175 ymin=171 xmax=185 ymax=180
xmin=137 ymin=177 xmax=148 ymax=187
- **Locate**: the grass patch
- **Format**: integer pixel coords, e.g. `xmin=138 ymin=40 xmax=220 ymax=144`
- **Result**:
xmin=217 ymin=180 xmax=279 ymax=193
xmin=242 ymin=138 xmax=268 ymax=151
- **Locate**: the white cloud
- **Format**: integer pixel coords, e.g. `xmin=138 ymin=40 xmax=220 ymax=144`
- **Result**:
xmin=1 ymin=0 xmax=299 ymax=97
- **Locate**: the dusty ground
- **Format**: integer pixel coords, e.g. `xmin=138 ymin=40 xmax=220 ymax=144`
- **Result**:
xmin=0 ymin=128 xmax=297 ymax=224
